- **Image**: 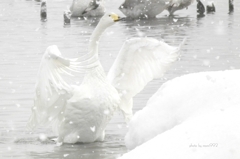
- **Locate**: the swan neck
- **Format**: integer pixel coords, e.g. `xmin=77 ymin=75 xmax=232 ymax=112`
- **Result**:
xmin=88 ymin=21 xmax=109 ymax=56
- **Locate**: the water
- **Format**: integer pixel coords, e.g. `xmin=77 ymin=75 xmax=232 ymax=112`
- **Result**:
xmin=0 ymin=0 xmax=240 ymax=158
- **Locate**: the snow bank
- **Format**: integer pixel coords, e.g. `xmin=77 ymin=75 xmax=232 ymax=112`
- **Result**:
xmin=124 ymin=70 xmax=240 ymax=150
xmin=119 ymin=105 xmax=240 ymax=159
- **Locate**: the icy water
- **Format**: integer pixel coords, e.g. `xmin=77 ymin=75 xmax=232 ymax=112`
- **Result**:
xmin=0 ymin=0 xmax=240 ymax=158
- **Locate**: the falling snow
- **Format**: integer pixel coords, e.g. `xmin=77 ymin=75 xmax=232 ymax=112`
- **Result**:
xmin=1 ymin=0 xmax=240 ymax=159
xmin=90 ymin=126 xmax=96 ymax=132
xmin=63 ymin=154 xmax=69 ymax=157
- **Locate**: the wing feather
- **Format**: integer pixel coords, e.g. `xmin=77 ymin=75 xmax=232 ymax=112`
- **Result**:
xmin=107 ymin=37 xmax=185 ymax=121
xmin=27 ymin=45 xmax=98 ymax=130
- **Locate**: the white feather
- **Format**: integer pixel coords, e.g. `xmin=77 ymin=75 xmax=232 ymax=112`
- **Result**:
xmin=107 ymin=37 xmax=185 ymax=120
xmin=27 ymin=45 xmax=98 ymax=130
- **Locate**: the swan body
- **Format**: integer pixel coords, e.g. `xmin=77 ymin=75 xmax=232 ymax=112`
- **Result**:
xmin=27 ymin=13 xmax=184 ymax=144
xmin=167 ymin=0 xmax=194 ymax=15
xmin=70 ymin=0 xmax=105 ymax=17
xmin=119 ymin=0 xmax=194 ymax=19
xmin=58 ymin=65 xmax=120 ymax=143
xmin=119 ymin=0 xmax=169 ymax=19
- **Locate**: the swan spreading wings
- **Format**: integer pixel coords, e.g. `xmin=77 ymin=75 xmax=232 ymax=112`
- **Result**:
xmin=27 ymin=13 xmax=185 ymax=144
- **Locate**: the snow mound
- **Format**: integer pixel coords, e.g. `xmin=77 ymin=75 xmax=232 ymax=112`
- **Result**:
xmin=124 ymin=70 xmax=240 ymax=150
xmin=120 ymin=105 xmax=240 ymax=159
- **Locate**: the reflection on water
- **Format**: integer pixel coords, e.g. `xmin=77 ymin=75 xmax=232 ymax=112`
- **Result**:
xmin=0 ymin=0 xmax=240 ymax=158
xmin=11 ymin=134 xmax=125 ymax=159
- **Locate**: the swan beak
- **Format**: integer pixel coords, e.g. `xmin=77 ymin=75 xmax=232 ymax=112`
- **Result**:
xmin=110 ymin=13 xmax=121 ymax=22
xmin=114 ymin=17 xmax=121 ymax=22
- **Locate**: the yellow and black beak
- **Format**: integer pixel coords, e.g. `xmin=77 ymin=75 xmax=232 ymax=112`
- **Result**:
xmin=110 ymin=13 xmax=122 ymax=22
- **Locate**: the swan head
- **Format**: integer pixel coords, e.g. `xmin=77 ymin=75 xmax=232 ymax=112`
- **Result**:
xmin=108 ymin=13 xmax=121 ymax=22
xmin=98 ymin=13 xmax=121 ymax=27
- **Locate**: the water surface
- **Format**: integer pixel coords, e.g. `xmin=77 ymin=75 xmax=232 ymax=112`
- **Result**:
xmin=0 ymin=0 xmax=240 ymax=158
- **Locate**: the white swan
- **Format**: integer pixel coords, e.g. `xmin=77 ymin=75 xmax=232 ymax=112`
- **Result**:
xmin=119 ymin=0 xmax=194 ymax=19
xmin=27 ymin=13 xmax=184 ymax=144
xmin=70 ymin=0 xmax=105 ymax=17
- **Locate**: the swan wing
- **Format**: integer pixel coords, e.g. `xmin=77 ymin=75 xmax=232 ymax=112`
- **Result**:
xmin=27 ymin=45 xmax=98 ymax=130
xmin=107 ymin=37 xmax=185 ymax=120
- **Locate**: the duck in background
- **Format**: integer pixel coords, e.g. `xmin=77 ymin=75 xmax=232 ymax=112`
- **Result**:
xmin=119 ymin=0 xmax=194 ymax=19
xmin=206 ymin=1 xmax=216 ymax=13
xmin=63 ymin=9 xmax=71 ymax=25
xmin=229 ymin=0 xmax=234 ymax=13
xmin=167 ymin=0 xmax=194 ymax=15
xmin=196 ymin=0 xmax=205 ymax=16
xmin=119 ymin=0 xmax=168 ymax=19
xmin=40 ymin=0 xmax=47 ymax=21
xmin=70 ymin=0 xmax=105 ymax=17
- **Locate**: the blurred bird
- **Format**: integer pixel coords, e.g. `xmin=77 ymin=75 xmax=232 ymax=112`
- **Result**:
xmin=167 ymin=0 xmax=194 ymax=15
xmin=119 ymin=0 xmax=194 ymax=19
xmin=206 ymin=1 xmax=215 ymax=13
xmin=229 ymin=0 xmax=234 ymax=13
xmin=40 ymin=0 xmax=47 ymax=21
xmin=70 ymin=0 xmax=105 ymax=17
xmin=63 ymin=9 xmax=71 ymax=25
xmin=197 ymin=0 xmax=205 ymax=15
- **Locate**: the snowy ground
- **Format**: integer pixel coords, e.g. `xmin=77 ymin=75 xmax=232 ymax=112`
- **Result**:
xmin=119 ymin=70 xmax=240 ymax=158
